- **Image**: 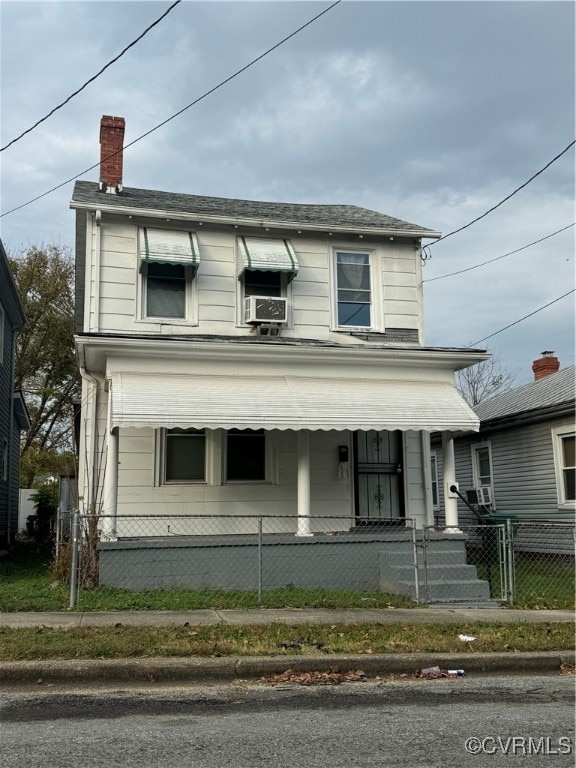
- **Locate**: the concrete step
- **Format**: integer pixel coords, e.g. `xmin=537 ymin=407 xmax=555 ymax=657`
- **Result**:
xmin=390 ymin=564 xmax=482 ymax=582
xmin=399 ymin=579 xmax=492 ymax=600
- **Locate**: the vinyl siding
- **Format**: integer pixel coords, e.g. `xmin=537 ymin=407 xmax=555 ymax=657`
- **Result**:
xmin=91 ymin=218 xmax=423 ymax=341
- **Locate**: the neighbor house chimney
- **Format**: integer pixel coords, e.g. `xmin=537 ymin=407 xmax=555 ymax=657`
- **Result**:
xmin=99 ymin=115 xmax=125 ymax=193
xmin=532 ymin=351 xmax=560 ymax=381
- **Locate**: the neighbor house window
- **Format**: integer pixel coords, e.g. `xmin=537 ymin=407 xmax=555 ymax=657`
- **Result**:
xmin=226 ymin=429 xmax=266 ymax=481
xmin=430 ymin=452 xmax=439 ymax=509
xmin=471 ymin=442 xmax=494 ymax=505
xmin=552 ymin=428 xmax=575 ymax=505
xmin=164 ymin=428 xmax=206 ymax=483
xmin=335 ymin=251 xmax=371 ymax=328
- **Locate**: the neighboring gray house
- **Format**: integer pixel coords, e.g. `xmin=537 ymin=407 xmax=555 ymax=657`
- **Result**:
xmin=432 ymin=354 xmax=575 ymax=551
xmin=0 ymin=240 xmax=29 ymax=547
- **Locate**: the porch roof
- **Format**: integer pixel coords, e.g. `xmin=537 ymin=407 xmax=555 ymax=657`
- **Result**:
xmin=109 ymin=372 xmax=479 ymax=432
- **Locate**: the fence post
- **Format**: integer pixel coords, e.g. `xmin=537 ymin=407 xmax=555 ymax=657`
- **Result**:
xmin=257 ymin=516 xmax=263 ymax=605
xmin=422 ymin=526 xmax=429 ymax=604
xmin=506 ymin=518 xmax=515 ymax=604
xmin=69 ymin=509 xmax=80 ymax=609
xmin=410 ymin=523 xmax=420 ymax=604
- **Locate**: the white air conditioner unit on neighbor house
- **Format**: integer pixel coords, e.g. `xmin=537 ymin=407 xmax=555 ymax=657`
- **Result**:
xmin=244 ymin=296 xmax=287 ymax=324
xmin=476 ymin=486 xmax=493 ymax=506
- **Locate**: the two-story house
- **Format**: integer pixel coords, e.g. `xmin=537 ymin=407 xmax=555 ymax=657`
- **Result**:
xmin=71 ymin=116 xmax=488 ymax=592
xmin=0 ymin=239 xmax=29 ymax=548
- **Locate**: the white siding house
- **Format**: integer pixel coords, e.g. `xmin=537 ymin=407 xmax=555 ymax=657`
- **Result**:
xmin=71 ymin=116 xmax=487 ymax=556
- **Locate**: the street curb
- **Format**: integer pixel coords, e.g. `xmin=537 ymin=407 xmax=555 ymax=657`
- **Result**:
xmin=0 ymin=652 xmax=573 ymax=687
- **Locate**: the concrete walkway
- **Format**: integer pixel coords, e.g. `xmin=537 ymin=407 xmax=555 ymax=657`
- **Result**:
xmin=0 ymin=607 xmax=573 ymax=628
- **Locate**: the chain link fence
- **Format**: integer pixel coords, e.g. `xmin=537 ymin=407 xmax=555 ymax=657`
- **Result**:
xmin=67 ymin=513 xmax=575 ymax=610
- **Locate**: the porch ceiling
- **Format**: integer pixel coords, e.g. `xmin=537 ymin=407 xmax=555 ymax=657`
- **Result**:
xmin=109 ymin=372 xmax=479 ymax=432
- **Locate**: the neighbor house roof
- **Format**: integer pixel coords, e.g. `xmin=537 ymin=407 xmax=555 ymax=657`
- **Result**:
xmin=475 ymin=365 xmax=575 ymax=425
xmin=71 ymin=180 xmax=440 ymax=238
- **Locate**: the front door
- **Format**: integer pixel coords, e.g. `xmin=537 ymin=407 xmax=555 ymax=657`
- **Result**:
xmin=354 ymin=430 xmax=404 ymax=521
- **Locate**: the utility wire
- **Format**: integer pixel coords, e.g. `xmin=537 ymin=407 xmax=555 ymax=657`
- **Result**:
xmin=423 ymin=223 xmax=575 ymax=283
xmin=469 ymin=289 xmax=575 ymax=347
xmin=0 ymin=0 xmax=341 ymax=219
xmin=425 ymin=140 xmax=576 ymax=249
xmin=0 ymin=1 xmax=182 ymax=153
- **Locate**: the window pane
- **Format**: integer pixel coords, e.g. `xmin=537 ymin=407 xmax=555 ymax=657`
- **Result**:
xmin=338 ymin=289 xmax=372 ymax=303
xmin=337 ymin=263 xmax=371 ymax=291
xmin=147 ymin=263 xmax=186 ymax=318
xmin=563 ymin=469 xmax=575 ymax=501
xmin=166 ymin=430 xmax=205 ymax=482
xmin=338 ymin=302 xmax=371 ymax=327
xmin=476 ymin=448 xmax=491 ymax=484
xmin=430 ymin=455 xmax=438 ymax=507
xmin=227 ymin=429 xmax=265 ymax=481
xmin=244 ymin=270 xmax=282 ymax=297
xmin=562 ymin=436 xmax=575 ymax=468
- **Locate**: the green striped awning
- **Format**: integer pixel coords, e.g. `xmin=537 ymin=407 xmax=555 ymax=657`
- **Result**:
xmin=237 ymin=236 xmax=298 ymax=281
xmin=139 ymin=228 xmax=200 ymax=271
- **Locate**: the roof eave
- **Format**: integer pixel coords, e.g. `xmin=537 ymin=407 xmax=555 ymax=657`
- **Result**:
xmin=69 ymin=200 xmax=441 ymax=240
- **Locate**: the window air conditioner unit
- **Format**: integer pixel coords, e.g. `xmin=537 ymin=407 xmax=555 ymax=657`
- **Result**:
xmin=476 ymin=486 xmax=493 ymax=506
xmin=244 ymin=296 xmax=287 ymax=324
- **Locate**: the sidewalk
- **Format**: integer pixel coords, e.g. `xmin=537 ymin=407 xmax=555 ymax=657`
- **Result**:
xmin=1 ymin=608 xmax=573 ymax=687
xmin=0 ymin=606 xmax=574 ymax=628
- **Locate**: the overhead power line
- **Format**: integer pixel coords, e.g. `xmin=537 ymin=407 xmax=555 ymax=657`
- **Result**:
xmin=0 ymin=0 xmax=342 ymax=219
xmin=423 ymin=223 xmax=575 ymax=283
xmin=469 ymin=289 xmax=575 ymax=347
xmin=0 ymin=0 xmax=182 ymax=153
xmin=424 ymin=140 xmax=576 ymax=250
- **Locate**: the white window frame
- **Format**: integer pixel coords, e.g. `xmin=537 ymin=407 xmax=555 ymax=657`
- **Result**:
xmin=155 ymin=428 xmax=214 ymax=486
xmin=137 ymin=262 xmax=198 ymax=325
xmin=330 ymin=246 xmax=379 ymax=331
xmin=551 ymin=426 xmax=575 ymax=508
xmin=223 ymin=429 xmax=278 ymax=484
xmin=471 ymin=441 xmax=495 ymax=508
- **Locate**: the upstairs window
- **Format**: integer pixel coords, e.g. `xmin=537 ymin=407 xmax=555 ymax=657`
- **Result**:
xmin=146 ymin=262 xmax=186 ymax=318
xmin=244 ymin=270 xmax=283 ymax=298
xmin=335 ymin=251 xmax=371 ymax=328
xmin=139 ymin=228 xmax=200 ymax=321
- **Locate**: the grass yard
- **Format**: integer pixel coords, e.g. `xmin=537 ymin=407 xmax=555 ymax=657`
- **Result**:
xmin=0 ymin=540 xmax=573 ymax=612
xmin=0 ymin=541 xmax=414 ymax=612
xmin=0 ymin=621 xmax=573 ymax=661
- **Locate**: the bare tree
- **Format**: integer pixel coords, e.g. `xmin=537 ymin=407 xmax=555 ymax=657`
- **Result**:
xmin=456 ymin=351 xmax=518 ymax=407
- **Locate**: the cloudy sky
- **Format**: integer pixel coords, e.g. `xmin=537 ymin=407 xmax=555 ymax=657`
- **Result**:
xmin=1 ymin=0 xmax=574 ymax=384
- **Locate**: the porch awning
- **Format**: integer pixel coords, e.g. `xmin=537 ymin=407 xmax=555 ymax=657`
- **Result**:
xmin=109 ymin=372 xmax=479 ymax=432
xmin=237 ymin=236 xmax=298 ymax=280
xmin=139 ymin=228 xmax=200 ymax=270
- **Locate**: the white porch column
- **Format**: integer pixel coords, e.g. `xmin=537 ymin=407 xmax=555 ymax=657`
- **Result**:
xmin=101 ymin=427 xmax=118 ymax=539
xmin=442 ymin=431 xmax=460 ymax=532
xmin=296 ymin=429 xmax=313 ymax=537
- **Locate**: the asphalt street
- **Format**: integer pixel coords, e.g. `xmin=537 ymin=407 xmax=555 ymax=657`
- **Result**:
xmin=1 ymin=675 xmax=574 ymax=767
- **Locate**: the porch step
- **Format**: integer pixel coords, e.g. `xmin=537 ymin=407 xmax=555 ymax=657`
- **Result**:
xmin=378 ymin=538 xmax=495 ymax=604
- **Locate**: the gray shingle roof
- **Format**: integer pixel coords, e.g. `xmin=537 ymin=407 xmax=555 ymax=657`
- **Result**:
xmin=71 ymin=180 xmax=439 ymax=237
xmin=475 ymin=365 xmax=575 ymax=423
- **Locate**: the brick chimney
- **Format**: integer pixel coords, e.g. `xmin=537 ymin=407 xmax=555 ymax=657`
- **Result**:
xmin=99 ymin=115 xmax=125 ymax=193
xmin=532 ymin=351 xmax=560 ymax=381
